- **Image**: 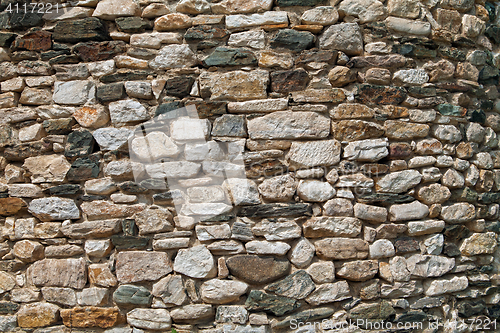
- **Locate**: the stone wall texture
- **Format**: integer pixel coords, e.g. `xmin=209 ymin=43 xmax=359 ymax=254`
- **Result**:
xmin=0 ymin=0 xmax=499 ymax=332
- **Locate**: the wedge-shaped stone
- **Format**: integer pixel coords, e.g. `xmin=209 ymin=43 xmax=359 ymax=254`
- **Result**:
xmin=315 ymin=238 xmax=369 ymax=260
xmin=303 ymin=217 xmax=362 ymax=238
xmin=305 ymin=281 xmax=350 ymax=305
xmin=376 ymin=170 xmax=422 ymax=193
xmin=61 ymin=219 xmax=121 ymax=239
xmin=28 ymin=258 xmax=86 ymax=289
xmin=406 ymin=254 xmax=455 ymax=278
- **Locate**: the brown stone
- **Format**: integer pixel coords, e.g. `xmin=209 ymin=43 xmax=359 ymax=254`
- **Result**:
xmin=28 ymin=258 xmax=87 ymax=289
xmin=12 ymin=240 xmax=44 ymax=262
xmin=73 ymin=41 xmax=127 ymax=62
xmin=385 ymin=121 xmax=430 ymax=140
xmin=226 ymin=255 xmax=290 ymax=284
xmin=365 ymin=68 xmax=391 ymax=85
xmin=270 ymin=69 xmax=309 ymax=93
xmin=361 ymin=163 xmax=389 ymax=176
xmin=356 ymin=84 xmax=407 ymax=105
xmin=14 ymin=31 xmax=52 ymax=51
xmin=436 ymin=9 xmax=462 ymax=34
xmin=0 ymin=197 xmax=26 ymax=216
xmin=456 ymin=142 xmax=474 ymax=159
xmin=60 ymin=307 xmax=122 ymax=328
xmin=328 ymin=66 xmax=356 ymax=87
xmin=347 ymin=54 xmax=407 ymax=68
xmin=330 ymin=103 xmax=375 ymax=119
xmin=337 ymin=260 xmax=378 ymax=281
xmin=293 ymin=25 xmax=323 ymax=34
xmin=155 ymin=13 xmax=192 ymax=31
xmin=296 ymin=49 xmax=337 ymax=64
xmin=88 ymin=264 xmax=118 ymax=287
xmin=376 ymin=224 xmax=407 ymax=239
xmin=17 ymin=302 xmax=60 ymax=328
xmin=332 ymin=120 xmax=384 ymax=141
xmin=388 ymin=142 xmax=412 ymax=159
xmin=394 ymin=237 xmax=420 ymax=253
xmin=315 ymin=238 xmax=369 ymax=260
xmin=116 ymin=251 xmax=172 ymax=283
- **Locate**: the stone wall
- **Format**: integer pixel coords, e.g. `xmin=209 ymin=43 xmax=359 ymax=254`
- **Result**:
xmin=0 ymin=0 xmax=499 ymax=332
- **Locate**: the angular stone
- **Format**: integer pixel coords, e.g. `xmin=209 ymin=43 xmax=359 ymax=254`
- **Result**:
xmin=424 ymin=276 xmax=468 ymax=296
xmin=305 ymin=281 xmax=351 ymax=306
xmin=357 ymin=84 xmax=407 ymax=105
xmin=200 ymin=279 xmax=248 ymax=304
xmin=319 ymin=23 xmax=363 ymax=55
xmin=93 ymin=0 xmax=140 ymax=20
xmin=245 ymin=240 xmax=290 ymax=255
xmin=460 ymin=232 xmax=497 ymax=256
xmin=270 ymin=69 xmax=309 ymax=93
xmin=270 ymin=29 xmax=314 ymax=52
xmin=354 ymin=203 xmax=387 ymax=223
xmin=376 ymin=170 xmax=422 ymax=193
xmin=151 ymin=275 xmax=186 ymax=306
xmin=315 ymin=238 xmax=369 ymax=260
xmin=407 ymin=220 xmax=445 ymax=236
xmin=337 ymin=260 xmax=378 ymax=281
xmin=385 ymin=17 xmax=431 ymax=35
xmin=338 ymin=0 xmax=386 ymax=23
xmin=170 ymin=304 xmax=214 ymax=322
xmin=17 ymin=303 xmax=59 ymax=328
xmin=116 ymin=251 xmax=172 ymax=283
xmin=344 ymin=139 xmax=388 ymax=162
xmin=406 ymin=254 xmax=455 ymax=278
xmin=53 ymin=18 xmax=109 ymax=43
xmin=28 ymin=258 xmax=86 ymax=289
xmin=199 ymin=70 xmax=268 ymax=101
xmin=23 ymin=154 xmax=71 ymax=183
xmin=303 ymin=217 xmax=361 ymax=238
xmin=60 ymin=307 xmax=122 ymax=329
xmin=245 ymin=290 xmax=300 ymax=316
xmin=332 ymin=120 xmax=384 ymax=141
xmin=385 ymin=120 xmax=429 ymax=140
xmin=28 ymin=197 xmax=79 ymax=222
xmin=258 ymin=175 xmax=297 ymax=202
xmin=203 ymin=47 xmax=256 ymax=67
xmin=440 ymin=203 xmax=475 ymax=224
xmin=226 ymin=255 xmax=290 ymax=284
xmin=174 ymin=245 xmax=216 ymax=279
xmin=291 ymin=89 xmax=345 ymax=103
xmin=228 ymin=30 xmax=266 ymax=49
xmin=108 ymin=99 xmax=148 ymax=126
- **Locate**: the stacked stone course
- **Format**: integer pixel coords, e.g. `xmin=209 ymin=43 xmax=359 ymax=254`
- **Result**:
xmin=0 ymin=0 xmax=499 ymax=331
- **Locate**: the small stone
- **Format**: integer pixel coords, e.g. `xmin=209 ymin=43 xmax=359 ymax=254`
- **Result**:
xmin=226 ymin=255 xmax=290 ymax=284
xmin=170 ymin=304 xmax=214 ymax=322
xmin=258 ymin=175 xmax=297 ymax=202
xmin=319 ymin=23 xmax=363 ymax=55
xmin=385 ymin=17 xmax=431 ymax=36
xmin=303 ymin=217 xmax=361 ymax=237
xmin=88 ymin=264 xmax=118 ymax=288
xmin=369 ymin=240 xmax=395 ymax=259
xmin=343 ymin=139 xmax=388 ymax=162
xmin=376 ymin=170 xmax=422 ymax=193
xmin=389 ymin=201 xmax=429 ymax=222
xmin=108 ymin=99 xmax=148 ymax=126
xmin=289 ymin=238 xmax=315 ymax=268
xmin=245 ymin=290 xmax=300 ymax=316
xmin=52 ymin=80 xmax=95 ymax=105
xmin=23 ymin=154 xmax=71 ymax=183
xmin=270 ymin=29 xmax=314 ymax=52
xmin=151 ymin=275 xmax=186 ymax=306
xmin=304 ymin=281 xmax=350 ymax=306
xmin=228 ymin=30 xmax=266 ymax=49
xmin=338 ymin=0 xmax=387 ymax=23
xmin=212 ymin=0 xmax=272 ymax=14
xmin=315 ymin=238 xmax=368 ymax=260
xmin=297 ymin=180 xmax=335 ymax=202
xmin=286 ymin=140 xmax=340 ymax=168
xmin=337 ymin=260 xmax=378 ymax=281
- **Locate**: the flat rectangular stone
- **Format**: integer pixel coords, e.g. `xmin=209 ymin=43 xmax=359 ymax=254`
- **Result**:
xmin=227 ymin=98 xmax=288 ymax=113
xmin=226 ymin=12 xmax=288 ymax=29
xmin=291 ymin=89 xmax=345 ymax=103
xmin=28 ymin=258 xmax=87 ymax=289
xmin=239 ymin=203 xmax=312 ymax=218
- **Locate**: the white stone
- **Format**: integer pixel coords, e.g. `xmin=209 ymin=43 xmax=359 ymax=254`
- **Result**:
xmin=433 ymin=125 xmax=462 ymax=143
xmin=228 ymin=30 xmax=266 ymax=49
xmin=289 ymin=238 xmax=315 ymax=268
xmin=223 ymin=178 xmax=260 ymax=206
xmin=225 ymin=12 xmax=288 ymax=29
xmin=441 ymin=169 xmax=465 ymax=188
xmin=406 ymin=254 xmax=455 ymax=278
xmin=338 ymin=0 xmax=387 ymax=23
xmin=131 ymin=131 xmax=179 ymax=161
xmin=369 ymin=239 xmax=395 ymax=259
xmin=307 ymin=261 xmax=335 ymax=283
xmin=86 ymin=60 xmax=115 ymax=77
xmin=385 ymin=17 xmax=431 ymax=36
xmin=424 ymin=276 xmax=468 ymax=296
xmin=407 ymin=220 xmax=445 ymax=236
xmin=389 ymin=201 xmax=429 ymax=222
xmin=423 ymin=234 xmax=443 ymax=255
xmin=343 ymin=139 xmax=388 ymax=162
xmin=297 ymin=180 xmax=335 ymax=202
xmin=200 ymin=279 xmax=249 ymax=304
xmin=150 ymin=44 xmax=198 ymax=70
xmin=152 ymin=275 xmax=187 ymax=306
xmin=462 ymin=14 xmax=485 ymax=38
xmin=393 ymin=69 xmax=429 ymax=85
xmin=227 ymin=98 xmax=288 ymax=113
xmin=127 ymin=308 xmax=171 ymax=330
xmin=440 ymin=203 xmax=475 ymax=223
xmin=170 ymin=118 xmax=210 ymax=141
xmin=52 ymin=80 xmax=95 ymax=105
xmin=245 ymin=241 xmax=291 ymax=255
xmin=28 ymin=198 xmax=80 ymax=221
xmin=145 ymin=161 xmax=201 ymax=179
xmin=319 ymin=23 xmax=363 ymax=55
xmin=19 ymin=123 xmax=44 ymax=142
xmin=77 ymin=287 xmax=109 ymax=306
xmin=108 ymin=99 xmax=148 ymax=126
xmin=173 ymin=245 xmax=216 ymax=278
xmin=93 ymin=127 xmax=133 ymax=151
xmin=124 ymin=81 xmax=153 ymax=99
xmin=85 ymin=239 xmax=112 ymax=257
xmin=93 ymin=0 xmax=140 ymax=20
xmin=185 ymin=141 xmax=224 ymax=161
xmin=130 ymin=32 xmax=182 ymax=49
xmin=376 ymin=170 xmax=422 ymax=193
xmin=301 ymin=6 xmax=339 ymax=25
xmin=287 ymin=140 xmax=340 ymax=168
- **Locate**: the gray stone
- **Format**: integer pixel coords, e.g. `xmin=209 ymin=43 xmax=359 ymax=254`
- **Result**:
xmin=52 ymin=80 xmax=95 ymax=105
xmin=423 ymin=276 xmax=468 ymax=296
xmin=389 ymin=201 xmax=429 ymax=222
xmin=287 ymin=140 xmax=340 ymax=168
xmin=28 ymin=258 xmax=86 ymax=289
xmin=116 ymin=251 xmax=172 ymax=283
xmin=28 ymin=198 xmax=80 ymax=221
xmin=127 ymin=308 xmax=171 ymax=330
xmin=376 ymin=170 xmax=422 ymax=193
xmin=305 ymin=281 xmax=351 ymax=305
xmin=343 ymin=139 xmax=388 ymax=162
xmin=200 ymin=279 xmax=249 ymax=304
xmin=265 ymin=270 xmax=315 ymax=299
xmin=303 ymin=217 xmax=362 ymax=238
xmin=319 ymin=23 xmax=363 ymax=55
xmin=440 ymin=203 xmax=475 ymax=223
xmin=174 ymin=245 xmax=216 ymax=279
xmin=406 ymin=254 xmax=455 ymax=278
xmin=93 ymin=128 xmax=133 ymax=151
xmin=149 ymin=44 xmax=198 ymax=70
xmin=109 ymin=99 xmax=148 ymax=126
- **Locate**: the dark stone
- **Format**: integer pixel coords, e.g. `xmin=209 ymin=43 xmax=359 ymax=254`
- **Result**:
xmin=45 ymin=184 xmax=82 ymax=196
xmin=468 ymin=110 xmax=486 ymax=124
xmin=444 ymin=225 xmax=470 ymax=242
xmin=113 ymin=284 xmax=152 ymax=306
xmin=154 ymin=102 xmax=185 ymax=118
xmin=198 ymin=39 xmax=225 ymax=49
xmin=65 ymin=130 xmax=95 ymax=158
xmin=350 ymin=301 xmax=395 ymax=320
xmin=265 ymin=270 xmax=315 ymax=299
xmin=231 ymin=221 xmax=254 ymax=241
xmin=393 ymin=44 xmax=436 ymax=58
xmin=486 ymin=25 xmax=500 ymax=44
xmin=357 ymin=193 xmax=415 ymax=204
xmin=48 ymin=54 xmax=80 ymax=65
xmin=118 ymin=181 xmax=148 ymax=194
xmin=347 ymin=54 xmax=407 ymax=68
xmin=0 ymin=32 xmax=16 ymax=47
xmin=443 ymin=242 xmax=460 ymax=257
xmin=418 ymin=96 xmax=447 ymax=108
xmin=435 ymin=82 xmax=471 ymax=93
xmin=3 ymin=140 xmax=52 ymax=161
xmin=165 ymin=75 xmax=195 ymax=97
xmin=17 ymin=60 xmax=52 ymax=75
xmin=0 ymin=126 xmax=15 ymax=148
xmin=245 ymin=290 xmax=301 ymax=316
xmin=42 ymin=118 xmax=75 ymax=135
xmin=81 ymin=195 xmax=108 ymax=201
xmin=184 ymin=25 xmax=229 ymax=41
xmin=451 ymin=187 xmax=478 ymax=203
xmin=486 ymin=2 xmax=496 ymax=22
xmin=115 ymin=17 xmax=152 ymax=33
xmin=67 ymin=155 xmax=100 ymax=181
xmin=357 ymin=84 xmax=407 ymax=105
xmin=436 ymin=103 xmax=466 ymax=116
xmin=388 ymin=142 xmax=412 ymax=159
xmin=272 ymin=308 xmax=335 ymax=329
xmin=487 ymin=305 xmax=500 ymax=318
xmin=394 ymin=237 xmax=420 ymax=253
xmin=9 ymin=11 xmax=44 ymax=30
xmin=479 ymin=192 xmax=500 ymax=204
xmin=394 ymin=311 xmax=427 ymax=323
xmin=457 ymin=301 xmax=485 ymax=318
xmin=111 ymin=235 xmax=149 ymax=250
xmin=13 ymin=30 xmax=51 ymax=51
xmin=139 ymin=179 xmax=167 ymax=190
xmin=0 ymin=301 xmax=19 ymax=314
xmin=10 ymin=51 xmax=38 ymax=61
xmin=96 ymin=83 xmax=125 ymax=102
xmin=276 ymin=0 xmax=326 ymax=6
xmin=100 ymin=70 xmax=151 ymax=83
xmin=127 ymin=47 xmax=157 ymax=60
xmin=185 ymin=101 xmax=226 ymax=118
xmin=296 ymin=49 xmax=336 ymax=64
xmin=452 ymin=36 xmax=476 ymax=48
xmin=73 ymin=41 xmax=127 ymax=62
xmin=226 ymin=255 xmax=290 ymax=284
xmin=41 ymin=50 xmax=71 ymax=61
xmin=485 ymin=221 xmax=500 ymax=233
xmin=481 ymin=100 xmax=494 ymax=111
xmin=211 ymin=114 xmax=247 ymax=137
xmin=270 ymin=29 xmax=314 ymax=52
xmin=122 ymin=219 xmax=138 ymax=236
xmin=407 ymin=86 xmax=436 ymax=98
xmin=270 ymin=69 xmax=309 ymax=93
xmin=53 ymin=18 xmax=109 ymax=43
xmin=479 ymin=65 xmax=499 ymax=85
xmin=153 ymin=190 xmax=184 ymax=205
xmin=360 ymin=164 xmax=389 ymax=176
xmin=202 ymin=213 xmax=235 ymax=222
xmin=239 ymin=203 xmax=312 ymax=217
xmin=245 ymin=158 xmax=287 ymax=178
xmin=202 ymin=47 xmax=257 ymax=67
xmin=438 ymin=46 xmax=466 ymax=61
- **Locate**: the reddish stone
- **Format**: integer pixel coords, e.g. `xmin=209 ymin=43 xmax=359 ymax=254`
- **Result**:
xmin=60 ymin=307 xmax=123 ymax=328
xmin=332 ymin=120 xmax=384 ymax=141
xmin=14 ymin=31 xmax=52 ymax=51
xmin=0 ymin=197 xmax=26 ymax=216
xmin=270 ymin=69 xmax=309 ymax=93
xmin=361 ymin=164 xmax=389 ymax=176
xmin=388 ymin=142 xmax=412 ymax=160
xmin=394 ymin=237 xmax=419 ymax=253
xmin=73 ymin=41 xmax=127 ymax=62
xmin=356 ymin=84 xmax=407 ymax=105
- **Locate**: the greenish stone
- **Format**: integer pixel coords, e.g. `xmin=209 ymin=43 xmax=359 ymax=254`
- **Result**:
xmin=436 ymin=103 xmax=465 ymax=116
xmin=407 ymin=86 xmax=436 ymax=98
xmin=4 ymin=140 xmax=52 ymax=161
xmin=479 ymin=65 xmax=499 ymax=85
xmin=41 ymin=50 xmax=71 ymax=61
xmin=48 ymin=54 xmax=80 ymax=65
xmin=211 ymin=114 xmax=247 ymax=137
xmin=0 ymin=32 xmax=16 ymax=47
xmin=239 ymin=203 xmax=312 ymax=218
xmin=100 ymin=70 xmax=151 ymax=83
xmin=111 ymin=235 xmax=149 ymax=250
xmin=457 ymin=301 xmax=485 ymax=317
xmin=357 ymin=193 xmax=415 ymax=204
xmin=265 ymin=270 xmax=315 ymax=299
xmin=481 ymin=100 xmax=494 ymax=111
xmin=65 ymin=130 xmax=95 ymax=158
xmin=122 ymin=219 xmax=138 ymax=236
xmin=486 ymin=25 xmax=500 ymax=44
xmin=276 ymin=0 xmax=326 ymax=6
xmin=202 ymin=47 xmax=257 ymax=67
xmin=444 ymin=225 xmax=470 ymax=242
xmin=115 ymin=17 xmax=152 ymax=33
xmin=479 ymin=192 xmax=500 ymax=204
xmin=67 ymin=156 xmax=100 ymax=181
xmin=113 ymin=284 xmax=152 ymax=306
xmin=485 ymin=221 xmax=500 ymax=233
xmin=467 ymin=110 xmax=486 ymax=124
xmin=443 ymin=243 xmax=461 ymax=257
xmin=154 ymin=102 xmax=185 ymax=118
xmin=45 ymin=184 xmax=82 ymax=196
xmin=270 ymin=29 xmax=314 ymax=52
xmin=42 ymin=118 xmax=76 ymax=135
xmin=165 ymin=75 xmax=195 ymax=97
xmin=451 ymin=187 xmax=478 ymax=203
xmin=453 ymin=36 xmax=475 ymax=48
xmin=485 ymin=2 xmax=496 ymax=22
xmin=139 ymin=179 xmax=167 ymax=190
xmin=272 ymin=308 xmax=335 ymax=329
xmin=0 ymin=301 xmax=19 ymax=314
xmin=245 ymin=290 xmax=301 ymax=316
xmin=487 ymin=305 xmax=500 ymax=317
xmin=118 ymin=181 xmax=148 ymax=194
xmin=350 ymin=301 xmax=395 ymax=320
xmin=438 ymin=46 xmax=466 ymax=61
xmin=96 ymin=82 xmax=125 ymax=102
xmin=10 ymin=11 xmax=44 ymax=30
xmin=81 ymin=195 xmax=107 ymax=201
xmin=53 ymin=17 xmax=109 ymax=43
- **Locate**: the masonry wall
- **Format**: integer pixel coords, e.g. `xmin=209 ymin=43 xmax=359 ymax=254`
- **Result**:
xmin=0 ymin=0 xmax=499 ymax=332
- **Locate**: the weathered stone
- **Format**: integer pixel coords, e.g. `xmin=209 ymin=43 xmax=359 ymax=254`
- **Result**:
xmin=225 ymin=12 xmax=288 ymax=29
xmin=305 ymin=281 xmax=350 ymax=305
xmin=93 ymin=0 xmax=140 ymax=20
xmin=270 ymin=29 xmax=314 ymax=52
xmin=174 ymin=245 xmax=216 ymax=279
xmin=28 ymin=258 xmax=86 ymax=289
xmin=389 ymin=201 xmax=429 ymax=222
xmin=354 ymin=203 xmax=387 ymax=223
xmin=150 ymin=44 xmax=198 ymax=70
xmin=60 ymin=307 xmax=122 ymax=328
xmin=319 ymin=23 xmax=363 ymax=55
xmin=376 ymin=170 xmax=422 ymax=193
xmin=226 ymin=255 xmax=290 ymax=284
xmin=315 ymin=238 xmax=369 ymax=260
xmin=116 ymin=251 xmax=172 ymax=283
xmin=357 ymin=84 xmax=407 ymax=105
xmin=245 ymin=290 xmax=300 ymax=316
xmin=270 ymin=69 xmax=309 ymax=93
xmin=200 ymin=279 xmax=248 ymax=304
xmin=424 ymin=276 xmax=468 ymax=296
xmin=258 ymin=175 xmax=297 ymax=202
xmin=460 ymin=232 xmax=497 ymax=256
xmin=303 ymin=217 xmax=361 ymax=238
xmin=337 ymin=260 xmax=378 ymax=281
xmin=53 ymin=18 xmax=109 ymax=43
xmin=17 ymin=303 xmax=59 ymax=328
xmin=170 ymin=304 xmax=214 ymax=322
xmin=407 ymin=220 xmax=445 ymax=236
xmin=440 ymin=203 xmax=475 ymax=224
